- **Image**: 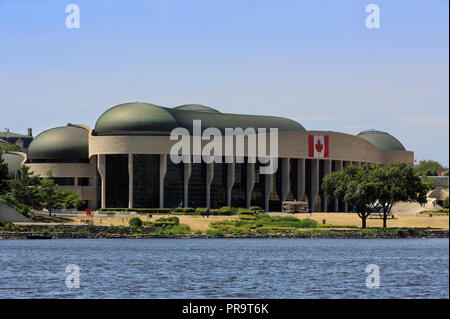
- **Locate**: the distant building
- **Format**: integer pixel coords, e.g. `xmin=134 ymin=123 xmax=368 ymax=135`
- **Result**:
xmin=438 ymin=169 xmax=449 ymax=177
xmin=23 ymin=102 xmax=414 ymax=211
xmin=0 ymin=129 xmax=33 ymax=151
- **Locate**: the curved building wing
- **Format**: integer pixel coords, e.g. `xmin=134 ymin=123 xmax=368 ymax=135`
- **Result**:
xmin=28 ymin=126 xmax=89 ymax=162
xmin=357 ymin=130 xmax=406 ymax=151
xmin=93 ymin=102 xmax=306 ymax=135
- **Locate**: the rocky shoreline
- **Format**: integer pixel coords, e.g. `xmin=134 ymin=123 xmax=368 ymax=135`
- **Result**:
xmin=0 ymin=227 xmax=448 ymax=240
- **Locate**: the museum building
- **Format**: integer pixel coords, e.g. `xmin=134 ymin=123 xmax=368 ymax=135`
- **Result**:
xmin=14 ymin=102 xmax=413 ymax=212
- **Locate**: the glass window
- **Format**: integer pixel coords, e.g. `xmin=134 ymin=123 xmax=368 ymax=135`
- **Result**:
xmin=133 ymin=155 xmax=160 ymax=208
xmin=106 ymin=154 xmax=129 ymax=208
xmin=188 ymin=162 xmax=206 ymax=208
xmin=305 ymin=159 xmax=312 ymax=209
xmin=164 ymin=158 xmax=184 ymax=208
xmin=231 ymin=158 xmax=247 ymax=208
xmin=78 ymin=177 xmax=89 ymax=186
xmin=289 ymin=159 xmax=298 ymax=200
xmin=210 ymin=160 xmax=227 ymax=208
xmin=51 ymin=177 xmax=74 ymax=186
xmin=251 ymin=162 xmax=265 ymax=208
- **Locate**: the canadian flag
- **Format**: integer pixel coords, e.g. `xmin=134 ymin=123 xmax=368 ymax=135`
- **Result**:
xmin=308 ymin=135 xmax=329 ymax=158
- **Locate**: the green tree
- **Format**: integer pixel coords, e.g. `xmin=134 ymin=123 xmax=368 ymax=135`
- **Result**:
xmin=8 ymin=166 xmax=41 ymax=208
xmin=322 ymin=165 xmax=379 ymax=228
xmin=443 ymin=196 xmax=449 ymax=209
xmin=59 ymin=189 xmax=85 ymax=210
xmin=0 ymin=143 xmax=22 ymax=153
xmin=39 ymin=178 xmax=65 ymax=215
xmin=420 ymin=176 xmax=437 ymax=191
xmin=372 ymin=162 xmax=428 ymax=228
xmin=414 ymin=160 xmax=444 ymax=176
xmin=0 ymin=153 xmax=9 ymax=194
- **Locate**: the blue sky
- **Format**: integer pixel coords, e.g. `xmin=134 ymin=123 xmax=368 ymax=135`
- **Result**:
xmin=0 ymin=0 xmax=448 ymax=166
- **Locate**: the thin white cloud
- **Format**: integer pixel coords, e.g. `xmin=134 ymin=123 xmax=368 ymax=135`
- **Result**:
xmin=394 ymin=117 xmax=449 ymax=128
xmin=293 ymin=116 xmax=336 ymax=122
xmin=339 ymin=125 xmax=370 ymax=130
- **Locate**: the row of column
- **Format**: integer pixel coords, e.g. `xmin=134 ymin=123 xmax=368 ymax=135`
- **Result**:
xmin=97 ymin=154 xmax=362 ymax=211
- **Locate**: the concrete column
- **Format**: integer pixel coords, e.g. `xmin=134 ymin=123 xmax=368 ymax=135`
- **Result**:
xmin=128 ymin=153 xmax=133 ymax=209
xmin=97 ymin=154 xmax=106 ymax=209
xmin=281 ymin=158 xmax=290 ymax=203
xmin=74 ymin=177 xmax=79 ymax=187
xmin=246 ymin=162 xmax=255 ymax=208
xmin=226 ymin=161 xmax=235 ymax=207
xmin=334 ymin=160 xmax=343 ymax=212
xmin=297 ymin=159 xmax=305 ymax=201
xmin=159 ymin=154 xmax=167 ymax=208
xmin=206 ymin=161 xmax=214 ymax=208
xmin=323 ymin=159 xmax=332 ymax=212
xmin=311 ymin=159 xmax=320 ymax=211
xmin=183 ymin=161 xmax=192 ymax=208
xmin=264 ymin=172 xmax=273 ymax=212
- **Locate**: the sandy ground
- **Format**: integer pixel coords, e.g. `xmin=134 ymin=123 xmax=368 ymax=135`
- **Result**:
xmin=14 ymin=198 xmax=449 ymax=230
xmin=14 ymin=212 xmax=448 ymax=231
xmin=289 ymin=213 xmax=449 ymax=230
xmin=70 ymin=215 xmax=238 ymax=231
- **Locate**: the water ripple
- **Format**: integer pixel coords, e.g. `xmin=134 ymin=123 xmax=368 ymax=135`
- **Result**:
xmin=0 ymin=238 xmax=448 ymax=298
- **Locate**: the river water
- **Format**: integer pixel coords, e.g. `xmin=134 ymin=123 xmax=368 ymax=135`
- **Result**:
xmin=0 ymin=238 xmax=448 ymax=298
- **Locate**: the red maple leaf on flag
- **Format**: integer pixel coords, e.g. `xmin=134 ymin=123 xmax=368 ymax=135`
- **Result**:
xmin=315 ymin=139 xmax=323 ymax=153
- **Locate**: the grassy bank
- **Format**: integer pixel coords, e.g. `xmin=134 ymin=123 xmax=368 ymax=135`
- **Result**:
xmin=2 ymin=214 xmax=448 ymax=239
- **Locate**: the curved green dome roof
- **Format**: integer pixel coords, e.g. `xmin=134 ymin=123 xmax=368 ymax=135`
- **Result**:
xmin=28 ymin=126 xmax=89 ymax=160
xmin=94 ymin=102 xmax=306 ymax=135
xmin=1 ymin=152 xmax=24 ymax=176
xmin=357 ymin=130 xmax=406 ymax=151
xmin=95 ymin=102 xmax=179 ymax=135
xmin=173 ymin=104 xmax=221 ymax=113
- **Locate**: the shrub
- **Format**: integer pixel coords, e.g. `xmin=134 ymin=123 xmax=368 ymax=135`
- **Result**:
xmin=87 ymin=221 xmax=97 ymax=233
xmin=147 ymin=216 xmax=180 ymax=229
xmin=218 ymin=206 xmax=233 ymax=215
xmin=0 ymin=222 xmax=13 ymax=230
xmin=196 ymin=207 xmax=208 ymax=215
xmin=99 ymin=208 xmax=170 ymax=214
xmin=173 ymin=207 xmax=198 ymax=215
xmin=419 ymin=209 xmax=448 ymax=216
xmin=206 ymin=229 xmax=226 ymax=237
xmin=117 ymin=225 xmax=127 ymax=234
xmin=237 ymin=209 xmax=254 ymax=216
xmin=157 ymin=216 xmax=179 ymax=224
xmin=443 ymin=196 xmax=449 ymax=209
xmin=239 ymin=215 xmax=257 ymax=220
xmin=249 ymin=206 xmax=264 ymax=212
xmin=209 ymin=206 xmax=233 ymax=215
xmin=129 ymin=217 xmax=143 ymax=227
xmin=158 ymin=224 xmax=191 ymax=235
xmin=298 ymin=219 xmax=319 ymax=228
